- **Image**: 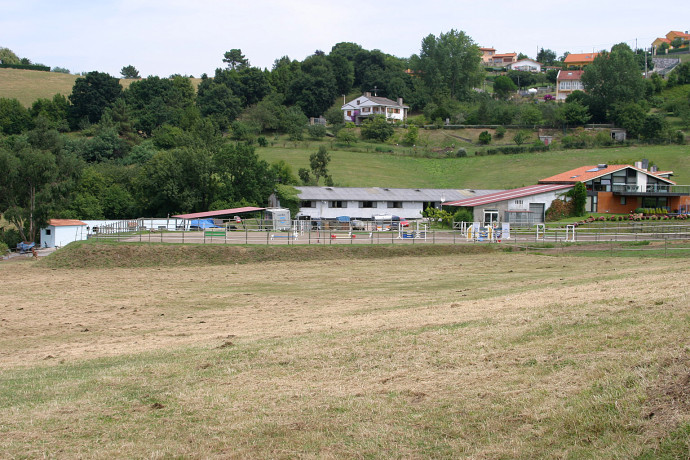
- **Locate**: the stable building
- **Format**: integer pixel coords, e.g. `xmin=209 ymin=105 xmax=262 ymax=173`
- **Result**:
xmin=295 ymin=187 xmax=499 ymax=220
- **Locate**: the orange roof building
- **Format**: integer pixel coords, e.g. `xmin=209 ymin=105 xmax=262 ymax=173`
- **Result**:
xmin=563 ymin=53 xmax=599 ymax=68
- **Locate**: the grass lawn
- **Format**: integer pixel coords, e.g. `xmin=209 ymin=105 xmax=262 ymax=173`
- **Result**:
xmin=1 ymin=245 xmax=689 ymax=458
xmin=258 ymin=142 xmax=690 ymax=189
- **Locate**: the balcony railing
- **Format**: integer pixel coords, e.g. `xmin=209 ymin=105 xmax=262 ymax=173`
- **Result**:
xmin=611 ymin=184 xmax=690 ymax=194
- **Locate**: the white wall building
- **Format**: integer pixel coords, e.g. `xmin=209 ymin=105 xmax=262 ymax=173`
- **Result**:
xmin=40 ymin=219 xmax=88 ymax=248
xmin=294 ymin=187 xmax=500 ymax=220
xmin=342 ymin=93 xmax=409 ymax=125
xmin=507 ymin=59 xmax=542 ymax=72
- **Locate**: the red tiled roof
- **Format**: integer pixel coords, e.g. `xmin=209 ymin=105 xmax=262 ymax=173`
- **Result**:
xmin=557 ymin=70 xmax=584 ymax=81
xmin=539 ymin=165 xmax=676 ymax=185
xmin=48 ymin=219 xmax=87 ymax=227
xmin=564 ymin=53 xmax=599 ymax=63
xmin=479 ymin=47 xmax=496 ymax=51
xmin=668 ymin=31 xmax=690 ymax=39
xmin=172 ymin=207 xmax=265 ymax=219
xmin=443 ymin=184 xmax=572 ymax=207
xmin=493 ymin=53 xmax=516 ymax=58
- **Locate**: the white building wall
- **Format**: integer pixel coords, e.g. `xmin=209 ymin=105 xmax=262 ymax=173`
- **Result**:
xmin=41 ymin=225 xmax=88 ymax=248
xmin=299 ymin=200 xmax=424 ymax=220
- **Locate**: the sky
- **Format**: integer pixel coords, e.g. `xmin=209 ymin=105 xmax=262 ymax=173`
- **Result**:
xmin=1 ymin=0 xmax=687 ymax=78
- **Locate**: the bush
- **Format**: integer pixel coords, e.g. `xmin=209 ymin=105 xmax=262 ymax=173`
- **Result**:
xmin=495 ymin=126 xmax=506 ymax=139
xmin=360 ymin=115 xmax=394 ymax=142
xmin=674 ymin=130 xmax=685 ymax=145
xmin=257 ymin=136 xmax=268 ymax=147
xmin=453 ymin=208 xmax=474 ymax=223
xmin=0 ymin=241 xmax=8 ymax=255
xmin=307 ymin=123 xmax=327 ymax=140
xmin=453 ymin=148 xmax=467 ymax=158
xmin=375 ymin=146 xmax=393 ymax=153
xmin=478 ymin=131 xmax=492 ymax=145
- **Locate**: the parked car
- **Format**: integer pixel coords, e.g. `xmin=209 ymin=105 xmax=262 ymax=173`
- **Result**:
xmin=351 ymin=219 xmax=365 ymax=231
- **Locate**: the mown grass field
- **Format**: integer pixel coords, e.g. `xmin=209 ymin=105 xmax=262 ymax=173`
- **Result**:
xmin=1 ymin=244 xmax=689 ymax=458
xmin=258 ymin=142 xmax=690 ymax=189
xmin=0 ymin=68 xmax=201 ymax=107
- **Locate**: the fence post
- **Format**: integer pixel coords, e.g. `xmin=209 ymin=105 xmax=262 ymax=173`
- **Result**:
xmin=665 ymin=237 xmax=668 ymax=257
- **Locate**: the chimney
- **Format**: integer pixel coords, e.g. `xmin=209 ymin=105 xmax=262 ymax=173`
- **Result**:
xmin=642 ymin=159 xmax=649 ymax=171
xmin=634 ymin=161 xmax=642 ymax=169
xmin=397 ymin=97 xmax=403 ymax=106
xmin=365 ymin=92 xmax=371 ymax=97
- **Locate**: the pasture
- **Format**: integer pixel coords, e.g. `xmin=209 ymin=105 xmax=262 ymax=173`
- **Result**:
xmin=1 ymin=246 xmax=689 ymax=458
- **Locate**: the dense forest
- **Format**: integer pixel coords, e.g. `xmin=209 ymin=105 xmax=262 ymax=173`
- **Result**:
xmin=1 ymin=31 xmax=689 ymax=247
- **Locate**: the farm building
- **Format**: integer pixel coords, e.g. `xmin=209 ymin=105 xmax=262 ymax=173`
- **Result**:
xmin=294 ymin=187 xmax=500 ymax=220
xmin=40 ymin=219 xmax=88 ymax=248
xmin=443 ymin=184 xmax=573 ymax=226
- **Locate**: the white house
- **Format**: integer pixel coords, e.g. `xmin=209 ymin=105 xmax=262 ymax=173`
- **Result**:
xmin=294 ymin=187 xmax=500 ymax=220
xmin=342 ymin=93 xmax=409 ymax=125
xmin=40 ymin=219 xmax=88 ymax=248
xmin=556 ymin=70 xmax=584 ymax=101
xmin=507 ymin=59 xmax=542 ymax=72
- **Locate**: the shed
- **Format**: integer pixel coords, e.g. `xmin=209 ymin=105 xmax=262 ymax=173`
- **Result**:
xmin=40 ymin=219 xmax=88 ymax=248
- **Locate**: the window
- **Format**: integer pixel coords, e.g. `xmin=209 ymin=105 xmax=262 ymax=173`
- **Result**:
xmin=346 ymin=110 xmax=351 ymax=117
xmin=46 ymin=229 xmax=51 ymax=235
xmin=359 ymin=201 xmax=377 ymax=208
xmin=300 ymin=200 xmax=315 ymax=208
xmin=514 ymin=199 xmax=523 ymax=205
xmin=387 ymin=201 xmax=403 ymax=208
xmin=362 ymin=107 xmax=370 ymax=113
xmin=329 ymin=201 xmax=345 ymax=208
xmin=620 ymin=196 xmax=626 ymax=205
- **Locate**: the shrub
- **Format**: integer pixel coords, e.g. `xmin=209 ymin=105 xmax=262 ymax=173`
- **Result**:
xmin=453 ymin=208 xmax=474 ymax=223
xmin=674 ymin=130 xmax=685 ymax=144
xmin=453 ymin=148 xmax=467 ymax=158
xmin=495 ymin=126 xmax=506 ymax=139
xmin=360 ymin=115 xmax=394 ymax=142
xmin=307 ymin=123 xmax=327 ymax=139
xmin=257 ymin=136 xmax=268 ymax=147
xmin=0 ymin=241 xmax=8 ymax=255
xmin=478 ymin=131 xmax=492 ymax=145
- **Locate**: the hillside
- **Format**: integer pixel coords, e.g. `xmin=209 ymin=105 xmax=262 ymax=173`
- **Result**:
xmin=258 ymin=142 xmax=690 ymax=189
xmin=0 ymin=68 xmax=201 ymax=107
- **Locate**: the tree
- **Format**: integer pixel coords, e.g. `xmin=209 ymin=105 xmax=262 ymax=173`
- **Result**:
xmin=492 ymin=75 xmax=517 ymax=100
xmin=0 ymin=98 xmax=32 ymax=134
xmin=641 ymin=113 xmax=668 ymax=140
xmin=52 ymin=67 xmax=70 ymax=74
xmin=568 ymin=182 xmax=587 ymax=217
xmin=69 ymin=71 xmax=122 ymax=126
xmin=196 ymin=77 xmax=242 ymax=130
xmin=562 ymin=101 xmax=591 ymax=125
xmin=336 ymin=125 xmax=357 ymax=145
xmin=0 ymin=47 xmax=20 ymax=64
xmin=413 ymin=29 xmax=484 ymax=100
xmin=212 ymin=143 xmax=274 ymax=207
xmin=360 ymin=115 xmax=393 ymax=142
xmin=403 ymin=125 xmax=418 ymax=146
xmin=581 ymin=43 xmax=645 ymax=123
xmin=120 ymin=65 xmax=140 ymax=79
xmin=611 ymin=102 xmax=646 ymax=138
xmin=309 ymin=146 xmax=331 ymax=184
xmin=307 ymin=123 xmax=327 ymax=139
xmin=223 ymin=49 xmax=248 ymax=70
xmin=517 ymin=52 xmax=529 ymax=61
xmin=671 ymin=37 xmax=685 ymax=49
xmin=536 ymin=48 xmax=557 ymax=66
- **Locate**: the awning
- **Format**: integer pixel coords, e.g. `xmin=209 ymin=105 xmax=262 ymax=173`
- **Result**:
xmin=172 ymin=207 xmax=265 ymax=219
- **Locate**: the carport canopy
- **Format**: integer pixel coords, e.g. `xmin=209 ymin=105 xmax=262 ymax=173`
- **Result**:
xmin=172 ymin=206 xmax=266 ymax=220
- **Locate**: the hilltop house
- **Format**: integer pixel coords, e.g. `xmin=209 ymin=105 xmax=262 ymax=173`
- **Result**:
xmin=489 ymin=53 xmax=517 ymax=66
xmin=555 ymin=70 xmax=584 ymax=101
xmin=341 ymin=93 xmax=409 ymax=125
xmin=652 ymin=31 xmax=690 ymax=54
xmin=480 ymin=47 xmax=496 ymax=64
xmin=507 ymin=59 xmax=542 ymax=72
xmin=564 ymin=52 xmax=599 ymax=68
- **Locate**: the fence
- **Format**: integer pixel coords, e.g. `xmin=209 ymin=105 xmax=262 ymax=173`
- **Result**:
xmin=89 ymin=218 xmax=690 ymax=254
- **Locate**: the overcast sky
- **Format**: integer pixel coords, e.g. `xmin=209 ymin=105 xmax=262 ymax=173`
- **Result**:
xmin=2 ymin=0 xmax=686 ymax=77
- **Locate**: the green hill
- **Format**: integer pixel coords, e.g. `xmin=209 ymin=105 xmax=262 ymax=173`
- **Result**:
xmin=258 ymin=143 xmax=690 ymax=189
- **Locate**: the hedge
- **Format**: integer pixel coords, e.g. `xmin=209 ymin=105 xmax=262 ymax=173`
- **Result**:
xmin=0 ymin=63 xmax=50 ymax=72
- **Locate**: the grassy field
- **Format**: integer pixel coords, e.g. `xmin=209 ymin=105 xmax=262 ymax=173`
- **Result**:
xmin=1 ymin=244 xmax=689 ymax=458
xmin=0 ymin=68 xmax=201 ymax=107
xmin=259 ymin=142 xmax=690 ymax=189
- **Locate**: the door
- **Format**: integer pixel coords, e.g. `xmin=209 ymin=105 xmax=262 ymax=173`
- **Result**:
xmin=529 ymin=203 xmax=545 ymax=224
